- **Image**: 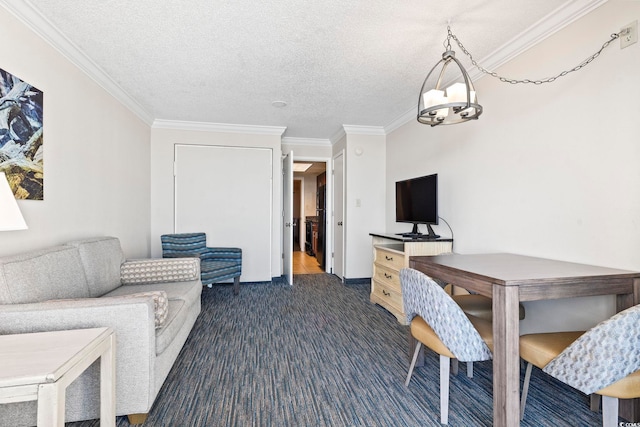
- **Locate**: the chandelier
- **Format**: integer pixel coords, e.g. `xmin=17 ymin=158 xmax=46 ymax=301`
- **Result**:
xmin=418 ymin=25 xmax=625 ymax=127
xmin=417 ymin=27 xmax=481 ymax=127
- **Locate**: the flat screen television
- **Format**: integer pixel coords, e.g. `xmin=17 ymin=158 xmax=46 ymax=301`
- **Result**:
xmin=395 ymin=173 xmax=439 ymax=239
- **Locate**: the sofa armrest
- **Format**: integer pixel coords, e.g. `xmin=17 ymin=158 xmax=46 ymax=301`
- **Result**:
xmin=201 ymin=247 xmax=242 ymax=262
xmin=120 ymin=258 xmax=200 ymax=285
xmin=0 ymin=297 xmax=155 ymax=337
xmin=0 ymin=297 xmax=157 ymax=412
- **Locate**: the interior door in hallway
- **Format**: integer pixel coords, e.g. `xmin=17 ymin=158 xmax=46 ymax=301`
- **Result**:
xmin=332 ymin=151 xmax=345 ymax=280
xmin=174 ymin=144 xmax=272 ymax=282
xmin=282 ymin=152 xmax=293 ymax=285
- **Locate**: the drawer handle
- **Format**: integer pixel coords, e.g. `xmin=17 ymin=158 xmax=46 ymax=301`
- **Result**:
xmin=382 ymin=290 xmax=391 ymax=296
xmin=385 ymin=255 xmax=393 ymax=261
xmin=384 ymin=273 xmax=392 ymax=279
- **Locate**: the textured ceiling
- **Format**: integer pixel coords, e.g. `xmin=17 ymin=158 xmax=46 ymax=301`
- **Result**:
xmin=12 ymin=0 xmax=575 ymax=139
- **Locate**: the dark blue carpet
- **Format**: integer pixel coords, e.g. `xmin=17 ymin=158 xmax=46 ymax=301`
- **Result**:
xmin=70 ymin=274 xmax=604 ymax=426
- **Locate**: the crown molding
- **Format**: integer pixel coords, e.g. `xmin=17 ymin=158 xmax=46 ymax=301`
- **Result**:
xmin=342 ymin=125 xmax=386 ymax=136
xmin=282 ymin=137 xmax=332 ymax=146
xmin=384 ymin=110 xmax=416 ymax=135
xmin=466 ymin=0 xmax=609 ymax=81
xmin=384 ymin=0 xmax=608 ymax=135
xmin=152 ymin=119 xmax=287 ymax=136
xmin=1 ymin=0 xmax=155 ymax=125
xmin=329 ymin=128 xmax=346 ymax=145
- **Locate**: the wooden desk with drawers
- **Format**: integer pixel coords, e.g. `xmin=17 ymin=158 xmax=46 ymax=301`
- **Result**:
xmin=369 ymin=233 xmax=453 ymax=324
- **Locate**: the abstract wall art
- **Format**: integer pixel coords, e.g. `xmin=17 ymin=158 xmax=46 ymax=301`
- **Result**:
xmin=0 ymin=68 xmax=43 ymax=200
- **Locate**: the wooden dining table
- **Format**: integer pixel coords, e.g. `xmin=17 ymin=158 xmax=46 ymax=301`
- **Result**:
xmin=409 ymin=253 xmax=640 ymax=427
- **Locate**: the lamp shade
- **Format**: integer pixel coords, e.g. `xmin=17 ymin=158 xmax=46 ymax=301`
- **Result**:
xmin=446 ymin=82 xmax=476 ymax=103
xmin=0 ymin=172 xmax=28 ymax=231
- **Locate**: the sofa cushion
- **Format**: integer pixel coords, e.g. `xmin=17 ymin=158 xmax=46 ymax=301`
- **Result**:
xmin=101 ymin=285 xmax=197 ymax=354
xmin=0 ymin=246 xmax=90 ymax=304
xmin=120 ymin=258 xmax=199 ymax=285
xmin=104 ymin=280 xmax=201 ymax=355
xmin=106 ymin=280 xmax=201 ymax=309
xmin=66 ymin=237 xmax=125 ymax=297
xmin=156 ymin=299 xmax=187 ymax=354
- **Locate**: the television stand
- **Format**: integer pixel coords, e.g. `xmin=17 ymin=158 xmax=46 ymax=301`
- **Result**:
xmin=399 ymin=233 xmax=422 ymax=239
xmin=369 ymin=233 xmax=453 ymax=324
xmin=397 ymin=223 xmax=439 ymax=240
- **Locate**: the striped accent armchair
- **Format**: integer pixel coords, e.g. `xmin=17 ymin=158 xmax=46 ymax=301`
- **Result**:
xmin=161 ymin=233 xmax=242 ymax=295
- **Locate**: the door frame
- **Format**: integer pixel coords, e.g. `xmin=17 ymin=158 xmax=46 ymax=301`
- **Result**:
xmin=331 ymin=150 xmax=345 ymax=279
xmin=291 ymin=156 xmax=331 ymax=273
xmin=282 ymin=152 xmax=293 ymax=285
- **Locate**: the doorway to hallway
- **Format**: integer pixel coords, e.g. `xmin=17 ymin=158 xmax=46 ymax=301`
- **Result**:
xmin=293 ymin=160 xmax=327 ymax=275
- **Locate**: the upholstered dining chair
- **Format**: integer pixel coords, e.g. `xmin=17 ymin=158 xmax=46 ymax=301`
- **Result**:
xmin=161 ymin=233 xmax=242 ymax=295
xmin=519 ymin=304 xmax=640 ymax=427
xmin=400 ymin=268 xmax=494 ymax=425
xmin=448 ymin=288 xmax=525 ymax=377
xmin=436 ymin=252 xmax=524 ymax=378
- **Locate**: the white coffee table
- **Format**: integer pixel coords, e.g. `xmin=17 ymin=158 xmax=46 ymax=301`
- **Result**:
xmin=0 ymin=327 xmax=115 ymax=426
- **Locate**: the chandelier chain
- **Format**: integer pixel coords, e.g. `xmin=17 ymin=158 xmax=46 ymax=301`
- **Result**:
xmin=446 ymin=26 xmax=621 ymax=85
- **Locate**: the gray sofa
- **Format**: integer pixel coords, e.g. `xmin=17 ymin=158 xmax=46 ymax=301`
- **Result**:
xmin=0 ymin=236 xmax=202 ymax=425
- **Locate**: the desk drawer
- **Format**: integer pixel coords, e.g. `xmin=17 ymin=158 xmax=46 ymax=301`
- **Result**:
xmin=371 ymin=280 xmax=403 ymax=310
xmin=374 ymin=247 xmax=404 ymax=271
xmin=373 ymin=264 xmax=401 ymax=292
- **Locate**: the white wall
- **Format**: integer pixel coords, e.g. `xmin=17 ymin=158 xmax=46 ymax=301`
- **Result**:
xmin=149 ymin=125 xmax=283 ymax=278
xmin=338 ymin=130 xmax=387 ymax=279
xmin=282 ymin=141 xmax=332 ymax=160
xmin=0 ymin=6 xmax=151 ymax=258
xmin=386 ymin=0 xmax=640 ymax=333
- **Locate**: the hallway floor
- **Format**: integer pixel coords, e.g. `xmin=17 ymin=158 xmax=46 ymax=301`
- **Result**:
xmin=293 ymin=250 xmax=324 ymax=274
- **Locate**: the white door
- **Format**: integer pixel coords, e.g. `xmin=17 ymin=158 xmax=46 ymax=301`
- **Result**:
xmin=282 ymin=152 xmax=293 ymax=285
xmin=332 ymin=151 xmax=345 ymax=280
xmin=174 ymin=144 xmax=272 ymax=282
